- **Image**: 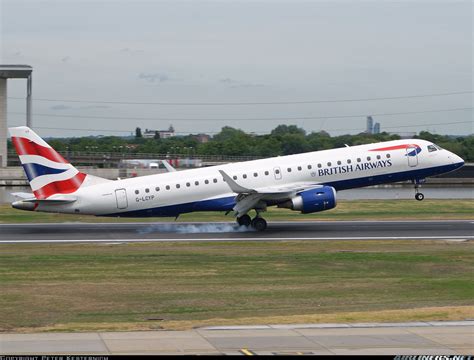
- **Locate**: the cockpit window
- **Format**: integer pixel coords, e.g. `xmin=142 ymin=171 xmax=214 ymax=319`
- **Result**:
xmin=427 ymin=145 xmax=437 ymax=152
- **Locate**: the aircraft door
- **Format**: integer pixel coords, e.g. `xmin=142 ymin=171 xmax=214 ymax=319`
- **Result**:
xmin=115 ymin=189 xmax=128 ymax=209
xmin=273 ymin=166 xmax=282 ymax=180
xmin=406 ymin=146 xmax=418 ymax=167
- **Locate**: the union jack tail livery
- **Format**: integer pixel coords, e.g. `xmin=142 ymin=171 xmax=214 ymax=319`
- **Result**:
xmin=9 ymin=126 xmax=87 ymax=199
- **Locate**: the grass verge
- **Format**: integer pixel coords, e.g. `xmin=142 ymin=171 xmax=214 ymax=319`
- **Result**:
xmin=0 ymin=240 xmax=472 ymax=332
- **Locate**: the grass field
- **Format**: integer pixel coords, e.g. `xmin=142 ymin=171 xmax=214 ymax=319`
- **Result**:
xmin=0 ymin=239 xmax=473 ymax=332
xmin=0 ymin=199 xmax=473 ymax=223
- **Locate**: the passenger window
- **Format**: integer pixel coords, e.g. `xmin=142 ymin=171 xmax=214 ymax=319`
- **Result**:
xmin=205 ymin=179 xmax=209 ymax=184
xmin=428 ymin=145 xmax=437 ymax=152
xmin=213 ymin=178 xmax=218 ymax=183
xmin=265 ymin=171 xmax=269 ymax=175
xmin=386 ymin=154 xmax=391 ymax=159
xmin=287 ymin=168 xmax=292 ymax=172
xmin=376 ymin=155 xmax=381 ymax=160
xmin=297 ymin=166 xmax=302 ymax=171
xmin=135 ymin=190 xmax=139 ymax=194
xmin=317 ymin=164 xmax=322 ymax=168
xmin=243 ymin=174 xmax=247 ymax=179
xmin=337 ymin=161 xmax=341 ymax=165
xmin=347 ymin=159 xmax=351 ymax=164
xmin=367 ymin=156 xmax=371 ymax=161
xmin=254 ymin=172 xmax=258 ymax=177
xmin=155 ymin=187 xmax=160 ymax=191
xmin=357 ymin=158 xmax=361 ymax=162
xmin=233 ymin=175 xmax=238 ymax=180
xmin=327 ymin=162 xmax=332 ymax=167
xmin=176 ymin=184 xmax=180 ymax=189
xmin=307 ymin=165 xmax=312 ymax=170
xmin=166 ymin=185 xmax=170 ymax=190
xmin=195 ymin=181 xmax=199 ymax=186
xmin=275 ymin=169 xmax=280 ymax=174
xmin=186 ymin=182 xmax=190 ymax=187
xmin=145 ymin=188 xmax=150 ymax=193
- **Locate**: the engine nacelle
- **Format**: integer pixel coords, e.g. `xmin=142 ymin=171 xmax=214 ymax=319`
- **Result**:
xmin=278 ymin=186 xmax=337 ymax=214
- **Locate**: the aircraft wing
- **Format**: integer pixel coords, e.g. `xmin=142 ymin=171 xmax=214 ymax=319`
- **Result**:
xmin=219 ymin=170 xmax=322 ymax=216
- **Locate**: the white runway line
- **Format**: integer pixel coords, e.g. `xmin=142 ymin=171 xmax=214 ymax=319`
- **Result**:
xmin=0 ymin=235 xmax=472 ymax=244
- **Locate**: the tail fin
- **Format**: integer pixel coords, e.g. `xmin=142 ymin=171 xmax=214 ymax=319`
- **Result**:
xmin=9 ymin=126 xmax=87 ymax=199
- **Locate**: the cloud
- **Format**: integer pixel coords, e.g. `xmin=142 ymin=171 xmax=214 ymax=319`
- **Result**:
xmin=120 ymin=47 xmax=144 ymax=54
xmin=138 ymin=72 xmax=170 ymax=83
xmin=50 ymin=104 xmax=72 ymax=110
xmin=219 ymin=78 xmax=264 ymax=88
xmin=219 ymin=78 xmax=239 ymax=84
xmin=79 ymin=105 xmax=111 ymax=109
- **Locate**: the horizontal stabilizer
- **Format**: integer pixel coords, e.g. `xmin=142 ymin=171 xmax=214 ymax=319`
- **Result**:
xmin=11 ymin=192 xmax=35 ymax=200
xmin=23 ymin=196 xmax=77 ymax=203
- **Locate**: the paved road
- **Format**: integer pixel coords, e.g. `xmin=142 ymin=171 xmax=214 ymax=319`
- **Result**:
xmin=1 ymin=321 xmax=472 ymax=355
xmin=0 ymin=220 xmax=472 ymax=243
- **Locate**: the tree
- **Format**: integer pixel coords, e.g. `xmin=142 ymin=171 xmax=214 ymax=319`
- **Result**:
xmin=135 ymin=127 xmax=142 ymax=138
xmin=271 ymin=124 xmax=306 ymax=137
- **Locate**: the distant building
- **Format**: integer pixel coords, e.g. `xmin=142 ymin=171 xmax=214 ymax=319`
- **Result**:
xmin=366 ymin=116 xmax=374 ymax=134
xmin=193 ymin=133 xmax=211 ymax=143
xmin=373 ymin=122 xmax=381 ymax=134
xmin=143 ymin=125 xmax=176 ymax=139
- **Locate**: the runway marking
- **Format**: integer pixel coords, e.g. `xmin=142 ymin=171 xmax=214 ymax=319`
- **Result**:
xmin=0 ymin=219 xmax=472 ymax=227
xmin=240 ymin=349 xmax=256 ymax=356
xmin=0 ymin=235 xmax=472 ymax=244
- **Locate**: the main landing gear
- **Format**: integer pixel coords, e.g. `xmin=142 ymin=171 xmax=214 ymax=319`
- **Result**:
xmin=236 ymin=214 xmax=267 ymax=231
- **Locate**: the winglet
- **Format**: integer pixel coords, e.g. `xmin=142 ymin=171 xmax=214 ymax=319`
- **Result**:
xmin=218 ymin=170 xmax=253 ymax=194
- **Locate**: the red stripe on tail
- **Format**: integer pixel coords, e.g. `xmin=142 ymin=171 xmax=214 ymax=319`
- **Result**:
xmin=33 ymin=172 xmax=87 ymax=199
xmin=12 ymin=137 xmax=68 ymax=164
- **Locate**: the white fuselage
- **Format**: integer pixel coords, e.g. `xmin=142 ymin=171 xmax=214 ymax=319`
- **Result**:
xmin=33 ymin=139 xmax=464 ymax=217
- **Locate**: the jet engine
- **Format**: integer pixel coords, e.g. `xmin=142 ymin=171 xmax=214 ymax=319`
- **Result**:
xmin=278 ymin=186 xmax=337 ymax=214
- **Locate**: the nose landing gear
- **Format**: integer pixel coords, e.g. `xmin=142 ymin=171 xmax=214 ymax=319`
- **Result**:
xmin=415 ymin=191 xmax=424 ymax=201
xmin=413 ymin=179 xmax=425 ymax=201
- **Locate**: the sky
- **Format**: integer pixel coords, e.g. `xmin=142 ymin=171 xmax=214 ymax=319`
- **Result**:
xmin=1 ymin=0 xmax=472 ymax=137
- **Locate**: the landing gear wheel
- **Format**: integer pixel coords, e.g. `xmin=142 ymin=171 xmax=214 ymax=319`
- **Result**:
xmin=251 ymin=217 xmax=267 ymax=231
xmin=237 ymin=214 xmax=252 ymax=227
xmin=415 ymin=193 xmax=424 ymax=201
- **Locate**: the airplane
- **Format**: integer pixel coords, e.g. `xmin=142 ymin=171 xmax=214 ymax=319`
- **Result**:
xmin=8 ymin=126 xmax=465 ymax=231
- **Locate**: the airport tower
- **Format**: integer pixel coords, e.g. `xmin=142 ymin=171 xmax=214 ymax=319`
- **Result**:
xmin=0 ymin=65 xmax=32 ymax=167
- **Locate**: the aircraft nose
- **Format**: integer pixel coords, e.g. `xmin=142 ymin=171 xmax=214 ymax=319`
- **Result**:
xmin=448 ymin=152 xmax=464 ymax=167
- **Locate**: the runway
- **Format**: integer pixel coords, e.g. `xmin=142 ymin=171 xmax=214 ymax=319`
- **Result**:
xmin=0 ymin=220 xmax=472 ymax=243
xmin=1 ymin=321 xmax=472 ymax=355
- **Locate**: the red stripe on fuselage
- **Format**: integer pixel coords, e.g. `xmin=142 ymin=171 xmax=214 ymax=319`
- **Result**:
xmin=12 ymin=137 xmax=68 ymax=163
xmin=369 ymin=144 xmax=419 ymax=151
xmin=33 ymin=172 xmax=86 ymax=199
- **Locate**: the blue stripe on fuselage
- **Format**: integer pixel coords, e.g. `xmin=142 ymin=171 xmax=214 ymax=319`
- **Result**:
xmin=102 ymin=162 xmax=464 ymax=218
xmin=22 ymin=163 xmax=68 ymax=181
